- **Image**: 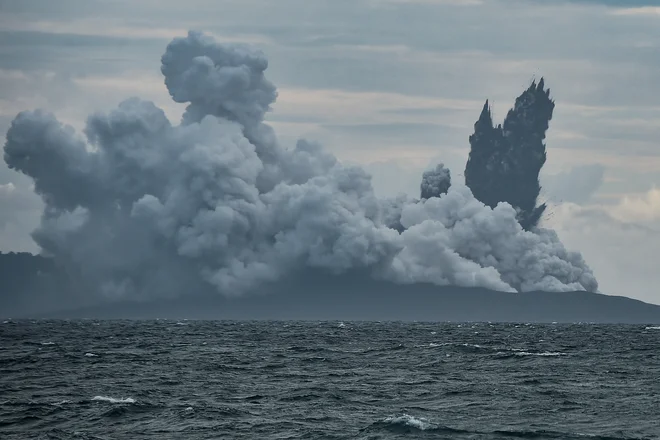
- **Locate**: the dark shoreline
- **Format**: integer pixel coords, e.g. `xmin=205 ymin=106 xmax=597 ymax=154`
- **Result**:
xmin=8 ymin=271 xmax=659 ymax=324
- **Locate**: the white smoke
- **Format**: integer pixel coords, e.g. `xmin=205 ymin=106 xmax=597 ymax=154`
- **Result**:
xmin=3 ymin=31 xmax=598 ymax=300
xmin=392 ymin=186 xmax=597 ymax=292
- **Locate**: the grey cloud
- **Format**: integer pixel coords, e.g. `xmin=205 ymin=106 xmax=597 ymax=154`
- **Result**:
xmin=551 ymin=202 xmax=660 ymax=304
xmin=420 ymin=164 xmax=451 ymax=200
xmin=0 ymin=176 xmax=42 ymax=253
xmin=599 ymin=168 xmax=660 ymax=197
xmin=3 ymin=31 xmax=598 ymax=303
xmin=5 ymin=109 xmax=102 ymax=210
xmin=3 ymin=0 xmax=660 ymax=110
xmin=524 ymin=0 xmax=660 ymax=7
xmin=0 ymin=31 xmax=163 ymax=75
xmin=378 ymin=107 xmax=469 ymax=118
xmin=542 ymin=164 xmax=605 ymax=205
xmin=322 ymin=122 xmax=463 ymax=135
xmin=395 ymin=186 xmax=597 ymax=292
xmin=320 ymin=123 xmax=466 ymax=148
xmin=363 ymin=161 xmax=423 ymax=199
xmin=161 ymin=31 xmax=277 ymax=126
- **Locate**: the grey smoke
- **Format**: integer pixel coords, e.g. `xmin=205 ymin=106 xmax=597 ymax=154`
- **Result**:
xmin=3 ymin=31 xmax=598 ymax=301
xmin=161 ymin=32 xmax=278 ymax=127
xmin=421 ymin=164 xmax=451 ymax=200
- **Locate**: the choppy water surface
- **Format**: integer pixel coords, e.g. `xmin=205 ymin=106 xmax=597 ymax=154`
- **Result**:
xmin=1 ymin=320 xmax=659 ymax=439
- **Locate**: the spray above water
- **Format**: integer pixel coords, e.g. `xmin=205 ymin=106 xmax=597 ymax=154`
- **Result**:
xmin=3 ymin=31 xmax=598 ymax=301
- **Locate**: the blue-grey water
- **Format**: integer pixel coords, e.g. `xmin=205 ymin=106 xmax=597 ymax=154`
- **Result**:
xmin=1 ymin=320 xmax=659 ymax=439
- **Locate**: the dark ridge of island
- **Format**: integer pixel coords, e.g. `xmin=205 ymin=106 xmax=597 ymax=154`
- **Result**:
xmin=1 ymin=253 xmax=659 ymax=323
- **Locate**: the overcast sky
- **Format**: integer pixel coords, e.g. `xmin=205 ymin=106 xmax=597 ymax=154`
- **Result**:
xmin=1 ymin=0 xmax=659 ymax=304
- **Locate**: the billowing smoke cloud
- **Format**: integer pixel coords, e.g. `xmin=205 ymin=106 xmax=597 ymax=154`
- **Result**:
xmin=420 ymin=164 xmax=451 ymax=200
xmin=465 ymin=79 xmax=554 ymax=230
xmin=3 ymin=32 xmax=597 ymax=301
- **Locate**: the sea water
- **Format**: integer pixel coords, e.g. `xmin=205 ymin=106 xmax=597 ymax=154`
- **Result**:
xmin=1 ymin=320 xmax=658 ymax=439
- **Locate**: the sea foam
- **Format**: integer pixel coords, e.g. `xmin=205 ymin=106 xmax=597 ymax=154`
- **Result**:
xmin=91 ymin=396 xmax=136 ymax=404
xmin=383 ymin=414 xmax=435 ymax=431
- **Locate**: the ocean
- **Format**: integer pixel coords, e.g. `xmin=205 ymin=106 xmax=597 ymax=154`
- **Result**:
xmin=1 ymin=320 xmax=659 ymax=439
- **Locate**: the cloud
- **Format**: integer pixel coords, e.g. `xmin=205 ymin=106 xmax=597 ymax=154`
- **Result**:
xmin=608 ymin=6 xmax=660 ymax=16
xmin=1 ymin=0 xmax=659 ymax=303
xmin=526 ymin=0 xmax=660 ymax=7
xmin=548 ymin=193 xmax=660 ymax=304
xmin=612 ymin=187 xmax=660 ymax=223
xmin=420 ymin=164 xmax=451 ymax=200
xmin=541 ymin=164 xmax=605 ymax=205
xmin=3 ymin=31 xmax=597 ymax=305
xmin=364 ymin=160 xmax=425 ymax=198
xmin=0 ymin=179 xmax=42 ymax=253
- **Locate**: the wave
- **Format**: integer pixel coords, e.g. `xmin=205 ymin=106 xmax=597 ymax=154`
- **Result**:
xmin=364 ymin=414 xmax=470 ymax=435
xmin=91 ymin=396 xmax=136 ymax=404
xmin=423 ymin=343 xmax=565 ymax=358
xmin=369 ymin=415 xmax=646 ymax=440
xmin=492 ymin=429 xmax=649 ymax=440
xmin=513 ymin=351 xmax=566 ymax=357
xmin=384 ymin=414 xmax=435 ymax=431
xmin=645 ymin=326 xmax=660 ymax=330
xmin=422 ymin=342 xmax=485 ymax=350
xmin=51 ymin=400 xmax=71 ymax=406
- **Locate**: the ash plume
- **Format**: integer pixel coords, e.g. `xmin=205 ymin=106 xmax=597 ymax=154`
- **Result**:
xmin=465 ymin=79 xmax=554 ymax=230
xmin=3 ymin=31 xmax=597 ymax=302
xmin=421 ymin=164 xmax=451 ymax=200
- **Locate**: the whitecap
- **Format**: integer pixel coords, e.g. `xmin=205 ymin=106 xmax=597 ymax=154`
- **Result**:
xmin=514 ymin=351 xmax=565 ymax=357
xmin=41 ymin=342 xmax=55 ymax=346
xmin=645 ymin=326 xmax=660 ymax=330
xmin=383 ymin=414 xmax=435 ymax=431
xmin=91 ymin=396 xmax=136 ymax=404
xmin=185 ymin=406 xmax=194 ymax=411
xmin=51 ymin=400 xmax=71 ymax=406
xmin=176 ymin=322 xmax=188 ymax=325
xmin=84 ymin=353 xmax=98 ymax=357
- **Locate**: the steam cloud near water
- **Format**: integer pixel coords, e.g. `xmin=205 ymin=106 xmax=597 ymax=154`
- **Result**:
xmin=3 ymin=31 xmax=598 ymax=300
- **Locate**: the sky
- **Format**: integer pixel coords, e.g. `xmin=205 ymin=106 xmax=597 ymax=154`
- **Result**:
xmin=0 ymin=0 xmax=659 ymax=304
